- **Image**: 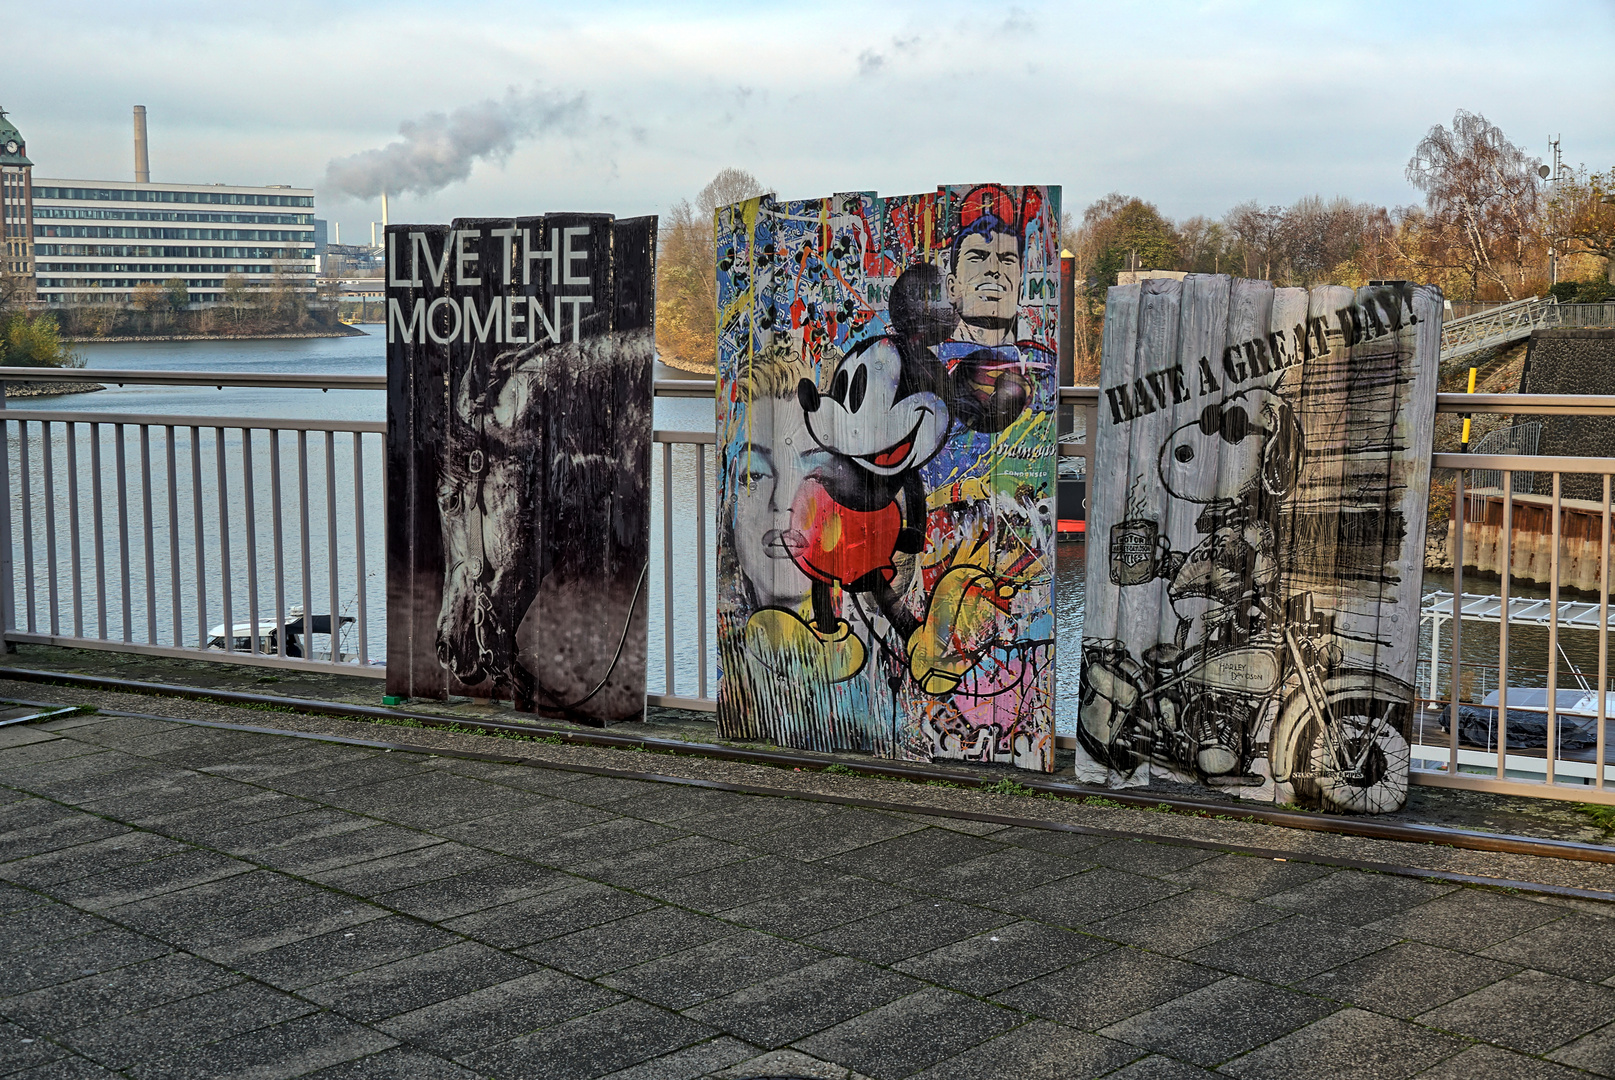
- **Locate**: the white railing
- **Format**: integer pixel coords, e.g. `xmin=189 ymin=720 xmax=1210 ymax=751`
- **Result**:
xmin=2 ymin=367 xmax=1612 ymax=806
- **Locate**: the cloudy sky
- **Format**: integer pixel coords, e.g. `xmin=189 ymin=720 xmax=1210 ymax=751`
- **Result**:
xmin=5 ymin=0 xmax=1613 ymax=240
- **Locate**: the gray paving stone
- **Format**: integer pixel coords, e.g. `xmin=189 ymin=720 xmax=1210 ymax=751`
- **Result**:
xmin=47 ymin=764 xmax=234 ymax=810
xmin=1417 ymin=1044 xmax=1589 ymax=1079
xmin=0 ymin=813 xmax=131 ymax=865
xmin=300 ymin=1046 xmax=481 ymax=1079
xmin=1368 ymin=888 xmax=1564 ymax=952
xmin=376 ymin=967 xmax=623 ymax=1058
xmin=600 ymin=930 xmax=826 ymax=1010
xmin=430 ymin=758 xmax=589 ymax=794
xmin=1417 ymin=969 xmax=1615 ymax=1053
xmin=1481 ymin=912 xmax=1615 ymax=981
xmin=987 ymin=825 xmax=1109 ymax=857
xmin=906 ymin=845 xmax=1087 ymax=903
xmin=569 ymin=833 xmax=751 ymax=889
xmin=300 ymin=939 xmax=536 ymax=1022
xmin=0 ymin=830 xmax=188 ymax=889
xmin=0 ymin=879 xmax=46 ymax=914
xmin=1297 ymin=940 xmax=1518 ymax=1017
xmin=443 ymin=879 xmax=660 ymax=950
xmin=1262 ymin=870 xmax=1455 ymax=926
xmin=80 ymin=773 xmax=256 ymax=823
xmin=161 ymin=889 xmax=391 ymax=963
xmin=104 ymin=868 xmax=317 ymax=936
xmin=1550 ymin=1020 xmax=1615 ymax=1076
xmin=648 ymin=854 xmax=836 ymax=913
xmin=1097 ymin=976 xmax=1338 ymax=1066
xmin=740 ymin=807 xmax=925 ymax=861
xmin=0 ymin=902 xmax=113 ymax=955
xmin=0 ymin=928 xmax=171 ymax=997
xmin=257 ymin=752 xmax=430 ymax=798
xmin=596 ymin=1036 xmax=761 ymax=1080
xmin=194 ymin=806 xmax=378 ymax=857
xmin=1218 ymin=1007 xmax=1465 ymax=1079
xmin=234 ymin=914 xmax=460 ymax=990
xmin=48 ymin=848 xmax=253 ymax=910
xmin=432 ymin=800 xmax=613 ymax=853
xmin=5 ymin=1055 xmax=122 ymax=1078
xmin=996 ymin=866 xmax=1187 ymax=927
xmin=121 ymin=1009 xmax=395 ymax=1080
xmin=910 ymin=1019 xmax=1140 ymax=1079
xmin=993 ymin=947 xmax=1221 ymax=1029
xmin=308 ymin=841 xmax=500 ymax=896
xmin=710 ymin=1048 xmax=876 ymax=1079
xmin=1161 ymin=853 xmax=1334 ymax=899
xmin=1086 ymin=838 xmax=1221 ymax=877
xmin=321 ymin=769 xmax=548 ymax=829
xmin=0 ymin=750 xmax=144 ymax=791
xmin=0 ymin=725 xmax=66 ymax=750
xmin=374 ymin=855 xmax=566 ymax=920
xmin=685 ymin=796 xmax=841 ymax=843
xmin=803 ymin=898 xmax=1015 ymax=965
xmin=196 ymin=741 xmax=382 ymax=782
xmin=253 ymin=822 xmax=443 ymax=876
xmin=519 ymin=816 xmax=688 ymax=868
xmin=610 ymin=785 xmax=761 ymax=825
xmin=520 ymin=904 xmax=732 ymax=978
xmin=1087 ymin=888 xmax=1283 ymax=956
xmin=0 ymin=951 xmax=238 ymax=1035
xmin=1184 ymin=913 xmax=1399 ymax=983
xmin=793 ymin=987 xmax=1021 ymax=1080
xmin=724 ymin=874 xmax=918 ymax=938
xmin=137 ymin=788 xmax=317 ymax=839
xmin=60 ymin=980 xmax=318 ymax=1069
xmin=460 ymin=999 xmax=714 ymax=1080
xmin=549 ymin=773 xmax=662 ymax=805
xmin=894 ymin=919 xmax=1113 ymax=996
xmin=1101 ymin=1055 xmax=1219 ymax=1079
xmin=0 ymin=1019 xmax=71 ymax=1074
xmin=823 ymin=827 xmax=1005 ymax=884
xmin=684 ymin=956 xmax=922 ymax=1049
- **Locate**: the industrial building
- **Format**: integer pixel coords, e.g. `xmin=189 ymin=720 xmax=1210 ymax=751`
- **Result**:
xmin=6 ymin=105 xmax=316 ymax=306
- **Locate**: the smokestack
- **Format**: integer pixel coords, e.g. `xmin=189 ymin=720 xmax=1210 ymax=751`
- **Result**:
xmin=133 ymin=106 xmax=150 ymax=183
xmin=333 ymin=221 xmax=340 ymax=245
xmin=381 ymin=192 xmax=389 ymax=229
xmin=370 ymin=221 xmax=376 ymax=248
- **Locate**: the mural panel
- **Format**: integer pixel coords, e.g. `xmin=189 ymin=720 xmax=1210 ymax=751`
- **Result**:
xmin=385 ymin=214 xmax=655 ymax=724
xmin=1078 ymin=277 xmax=1441 ymax=812
xmin=715 ymin=185 xmax=1060 ymax=770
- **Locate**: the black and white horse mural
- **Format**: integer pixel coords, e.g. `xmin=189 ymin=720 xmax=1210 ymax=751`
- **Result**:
xmin=385 ymin=214 xmax=655 ymax=724
xmin=1078 ymin=278 xmax=1441 ymax=813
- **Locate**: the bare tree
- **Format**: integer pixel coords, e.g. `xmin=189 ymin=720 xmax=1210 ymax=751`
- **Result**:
xmin=656 ymin=167 xmax=766 ymax=373
xmin=1406 ymin=110 xmax=1545 ymax=300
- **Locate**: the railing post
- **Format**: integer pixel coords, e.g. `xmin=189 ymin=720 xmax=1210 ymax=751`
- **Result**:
xmin=0 ymin=380 xmax=13 ymax=652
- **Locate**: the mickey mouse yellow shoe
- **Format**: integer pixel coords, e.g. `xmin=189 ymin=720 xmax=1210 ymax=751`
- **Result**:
xmin=908 ymin=566 xmax=1014 ymax=694
xmin=744 ymin=607 xmax=867 ymax=684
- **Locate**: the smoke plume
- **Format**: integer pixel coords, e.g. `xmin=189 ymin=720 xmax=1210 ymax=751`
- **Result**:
xmin=322 ymin=88 xmax=586 ymax=200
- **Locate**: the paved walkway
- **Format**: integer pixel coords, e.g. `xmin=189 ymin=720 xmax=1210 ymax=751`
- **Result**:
xmin=4 ymin=713 xmax=1615 ymax=1079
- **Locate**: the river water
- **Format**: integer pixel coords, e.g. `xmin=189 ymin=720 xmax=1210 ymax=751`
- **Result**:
xmin=4 ymin=332 xmax=1600 ymax=736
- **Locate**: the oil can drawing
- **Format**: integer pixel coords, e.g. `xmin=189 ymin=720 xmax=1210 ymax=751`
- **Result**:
xmin=715 ymin=185 xmax=1060 ymax=770
xmin=1078 ymin=277 xmax=1442 ymax=812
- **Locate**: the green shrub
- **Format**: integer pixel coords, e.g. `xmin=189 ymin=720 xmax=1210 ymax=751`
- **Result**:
xmin=1575 ymin=279 xmax=1614 ymax=303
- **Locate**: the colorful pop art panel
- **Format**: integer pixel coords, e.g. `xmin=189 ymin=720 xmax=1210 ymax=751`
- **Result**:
xmin=1077 ymin=277 xmax=1441 ymax=813
xmin=715 ymin=185 xmax=1061 ymax=771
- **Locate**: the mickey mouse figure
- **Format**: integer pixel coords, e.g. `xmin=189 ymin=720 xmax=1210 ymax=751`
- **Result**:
xmin=741 ymin=257 xmax=1031 ymax=691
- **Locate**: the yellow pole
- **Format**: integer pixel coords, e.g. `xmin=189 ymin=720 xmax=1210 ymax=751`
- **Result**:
xmin=1460 ymin=366 xmax=1477 ymax=451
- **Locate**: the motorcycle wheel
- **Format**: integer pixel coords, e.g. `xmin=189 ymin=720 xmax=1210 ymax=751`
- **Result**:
xmin=1295 ymin=694 xmax=1410 ymax=814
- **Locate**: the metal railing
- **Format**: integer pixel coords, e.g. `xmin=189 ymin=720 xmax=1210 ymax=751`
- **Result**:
xmin=3 ymin=367 xmax=1613 ymax=807
xmin=1439 ymin=295 xmax=1561 ymax=362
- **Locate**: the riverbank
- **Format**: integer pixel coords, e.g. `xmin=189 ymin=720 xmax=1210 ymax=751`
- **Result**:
xmin=2 ymin=380 xmax=104 ymax=398
xmin=64 ymin=327 xmax=368 ymax=343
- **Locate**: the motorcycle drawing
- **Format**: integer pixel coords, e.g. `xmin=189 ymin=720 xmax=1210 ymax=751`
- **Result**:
xmin=1079 ymin=591 xmax=1412 ymax=814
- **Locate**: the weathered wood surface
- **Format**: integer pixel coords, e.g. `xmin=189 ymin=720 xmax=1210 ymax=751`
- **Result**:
xmin=385 ymin=215 xmax=655 ymax=724
xmin=1079 ymin=277 xmax=1440 ymax=812
xmin=714 ymin=184 xmax=1061 ymax=770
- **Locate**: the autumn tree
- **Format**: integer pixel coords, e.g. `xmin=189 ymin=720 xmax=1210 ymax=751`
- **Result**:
xmin=656 ymin=167 xmax=766 ymax=373
xmin=1405 ymin=110 xmax=1546 ymax=300
xmin=1549 ymin=166 xmax=1615 ymax=278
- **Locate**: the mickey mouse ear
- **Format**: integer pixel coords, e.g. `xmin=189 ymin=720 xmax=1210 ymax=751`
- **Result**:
xmin=959 ymin=184 xmax=1017 ymax=230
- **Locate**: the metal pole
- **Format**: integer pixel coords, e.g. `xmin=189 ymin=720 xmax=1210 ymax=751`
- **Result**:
xmin=0 ymin=383 xmax=13 ymax=650
xmin=18 ymin=419 xmax=33 ymax=634
xmin=115 ymin=424 xmax=131 ymax=641
xmin=1449 ymin=469 xmax=1464 ymax=774
xmin=353 ymin=432 xmax=368 ymax=665
xmin=1497 ymin=476 xmax=1512 ymax=778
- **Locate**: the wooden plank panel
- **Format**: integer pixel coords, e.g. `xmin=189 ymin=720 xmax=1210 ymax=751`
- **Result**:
xmin=1079 ymin=275 xmax=1441 ymax=812
xmin=715 ymin=184 xmax=1061 ymax=770
xmin=385 ymin=212 xmax=654 ymax=723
